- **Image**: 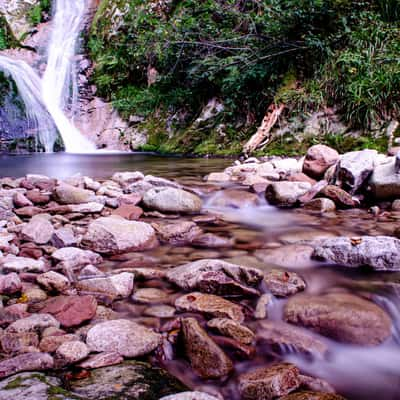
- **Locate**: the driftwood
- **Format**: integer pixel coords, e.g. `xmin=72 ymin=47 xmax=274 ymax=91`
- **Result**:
xmin=244 ymin=103 xmax=285 ymax=155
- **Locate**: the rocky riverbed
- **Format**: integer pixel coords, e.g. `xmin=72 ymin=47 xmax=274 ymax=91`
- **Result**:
xmin=0 ymin=146 xmax=399 ymax=399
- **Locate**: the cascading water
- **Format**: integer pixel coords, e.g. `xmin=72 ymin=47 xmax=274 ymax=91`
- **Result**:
xmin=0 ymin=0 xmax=96 ymax=153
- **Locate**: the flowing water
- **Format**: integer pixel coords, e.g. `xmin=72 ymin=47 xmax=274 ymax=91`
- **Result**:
xmin=1 ymin=153 xmax=400 ymax=399
xmin=0 ymin=0 xmax=96 ymax=152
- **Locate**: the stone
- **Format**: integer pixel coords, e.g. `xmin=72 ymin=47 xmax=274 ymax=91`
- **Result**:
xmin=254 ymin=293 xmax=273 ymax=319
xmin=0 ymin=272 xmax=22 ymax=295
xmin=284 ymin=293 xmax=392 ymax=345
xmin=207 ymin=189 xmax=260 ymax=208
xmin=69 ymin=202 xmax=105 ymax=213
xmin=37 ymin=271 xmax=70 ymax=293
xmin=0 ymin=254 xmax=46 ymax=273
xmin=334 ymin=149 xmax=377 ymax=194
xmin=206 ymin=172 xmax=232 ymax=182
xmin=39 ymin=295 xmax=97 ymax=328
xmin=0 ymin=304 xmax=29 ymax=327
xmin=39 ymin=334 xmax=79 ymax=353
xmin=86 ymin=319 xmax=161 ymax=357
xmin=181 ymin=317 xmax=233 ymax=379
xmin=166 ymin=259 xmax=263 ymax=296
xmin=264 ymin=270 xmax=306 ymax=297
xmin=0 ymin=332 xmax=39 ymax=354
xmin=255 ymin=245 xmax=314 ymax=269
xmin=191 ymin=233 xmax=234 ymax=248
xmin=320 ymin=185 xmax=357 ymax=208
xmin=143 ymin=305 xmax=176 ymax=318
xmin=143 ymin=187 xmax=202 ymax=214
xmin=0 ymin=372 xmax=78 ymax=400
xmin=83 ymin=216 xmax=158 ymax=254
xmin=55 ymin=341 xmax=89 ymax=365
xmin=287 ymin=172 xmax=317 ymax=186
xmin=14 ymin=206 xmax=43 ymax=217
xmin=26 ymin=190 xmax=50 ymax=205
xmin=303 ymin=145 xmax=339 ymax=179
xmin=304 ymin=198 xmax=336 ymax=212
xmin=256 ymin=320 xmax=328 ymax=356
xmin=112 ymin=204 xmax=143 ymax=220
xmin=0 ymin=353 xmax=54 ymax=379
xmin=54 ymin=183 xmax=96 ymax=204
xmin=312 ymin=236 xmax=400 ymax=271
xmin=266 ymin=182 xmax=312 ymax=207
xmin=66 ymin=361 xmax=186 ymax=400
xmin=132 ymin=288 xmax=168 ymax=304
xmin=279 ymin=392 xmax=346 ymax=400
xmin=78 ymin=351 xmax=123 ymax=369
xmin=152 ymin=221 xmax=202 ymax=245
xmin=112 ymin=171 xmax=144 ymax=185
xmin=6 ymin=314 xmax=60 ymax=334
xmin=160 ymin=392 xmax=220 ymax=400
xmin=370 ymin=158 xmax=400 ymax=199
xmin=52 ymin=227 xmax=78 ymax=248
xmin=299 ymin=375 xmax=336 ymax=394
xmin=175 ymin=292 xmax=244 ymax=322
xmin=13 ymin=192 xmax=33 ymax=208
xmin=207 ymin=318 xmax=254 ymax=344
xmin=52 ymin=247 xmax=102 ymax=268
xmin=238 ymin=363 xmax=301 ymax=400
xmin=76 ymin=272 xmax=134 ymax=299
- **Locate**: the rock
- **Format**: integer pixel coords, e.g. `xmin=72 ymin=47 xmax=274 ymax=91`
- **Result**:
xmin=304 ymin=198 xmax=336 ymax=212
xmin=52 ymin=227 xmax=79 ymax=248
xmin=54 ymin=183 xmax=96 ymax=204
xmin=370 ymin=158 xmax=400 ymax=199
xmin=69 ymin=202 xmax=105 ymax=213
xmin=143 ymin=187 xmax=202 ymax=214
xmin=254 ymin=293 xmax=273 ymax=319
xmin=26 ymin=190 xmax=50 ymax=205
xmin=264 ymin=270 xmax=306 ymax=297
xmin=0 ymin=254 xmax=46 ymax=273
xmin=0 ymin=353 xmax=54 ymax=379
xmin=320 ymin=185 xmax=357 ymax=208
xmin=287 ymin=172 xmax=317 ymax=186
xmin=78 ymin=351 xmax=123 ymax=369
xmin=86 ymin=319 xmax=161 ymax=357
xmin=39 ymin=295 xmax=97 ymax=328
xmin=299 ymin=375 xmax=336 ymax=394
xmin=66 ymin=361 xmax=186 ymax=400
xmin=0 ymin=331 xmax=39 ymax=354
xmin=166 ymin=259 xmax=263 ymax=296
xmin=6 ymin=314 xmax=60 ymax=334
xmin=13 ymin=192 xmax=33 ymax=208
xmin=0 ymin=272 xmax=21 ymax=294
xmin=191 ymin=233 xmax=234 ymax=249
xmin=279 ymin=392 xmax=346 ymax=400
xmin=181 ymin=317 xmax=233 ymax=379
xmin=257 ymin=320 xmax=328 ymax=356
xmin=238 ymin=363 xmax=301 ymax=400
xmin=76 ymin=273 xmax=134 ymax=299
xmin=112 ymin=171 xmax=144 ymax=185
xmin=266 ymin=182 xmax=312 ymax=207
xmin=55 ymin=341 xmax=89 ymax=365
xmin=207 ymin=189 xmax=260 ymax=208
xmin=334 ymin=149 xmax=377 ymax=194
xmin=37 ymin=271 xmax=70 ymax=293
xmin=152 ymin=221 xmax=202 ymax=245
xmin=255 ymin=245 xmax=314 ymax=269
xmin=160 ymin=392 xmax=220 ymax=400
xmin=206 ymin=172 xmax=232 ymax=182
xmin=207 ymin=318 xmax=254 ymax=344
xmin=39 ymin=334 xmax=79 ymax=353
xmin=284 ymin=293 xmax=392 ymax=345
xmin=14 ymin=206 xmax=43 ymax=217
xmin=52 ymin=247 xmax=102 ymax=268
xmin=83 ymin=216 xmax=157 ymax=254
xmin=0 ymin=372 xmax=78 ymax=400
xmin=143 ymin=305 xmax=176 ymax=318
xmin=303 ymin=145 xmax=339 ymax=179
xmin=175 ymin=292 xmax=244 ymax=322
xmin=312 ymin=236 xmax=400 ymax=271
xmin=112 ymin=204 xmax=143 ymax=220
xmin=132 ymin=288 xmax=168 ymax=304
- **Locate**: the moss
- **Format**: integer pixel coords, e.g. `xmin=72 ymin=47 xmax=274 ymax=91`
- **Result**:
xmin=4 ymin=376 xmax=25 ymax=390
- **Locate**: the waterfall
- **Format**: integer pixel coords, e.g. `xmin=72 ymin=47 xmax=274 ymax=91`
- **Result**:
xmin=0 ymin=0 xmax=96 ymax=153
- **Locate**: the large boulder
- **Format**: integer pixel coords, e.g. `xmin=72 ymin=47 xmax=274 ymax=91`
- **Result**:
xmin=266 ymin=182 xmax=312 ymax=207
xmin=312 ymin=236 xmax=400 ymax=271
xmin=143 ymin=187 xmax=202 ymax=214
xmin=83 ymin=216 xmax=158 ymax=254
xmin=86 ymin=319 xmax=161 ymax=357
xmin=369 ymin=157 xmax=400 ymax=199
xmin=334 ymin=149 xmax=377 ymax=194
xmin=284 ymin=293 xmax=392 ymax=345
xmin=303 ymin=145 xmax=339 ymax=179
xmin=54 ymin=183 xmax=96 ymax=204
xmin=166 ymin=259 xmax=263 ymax=296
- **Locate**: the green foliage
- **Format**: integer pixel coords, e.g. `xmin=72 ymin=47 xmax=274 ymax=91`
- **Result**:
xmin=28 ymin=0 xmax=51 ymax=26
xmin=0 ymin=15 xmax=17 ymax=50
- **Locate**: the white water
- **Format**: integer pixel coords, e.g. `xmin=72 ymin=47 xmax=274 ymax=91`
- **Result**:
xmin=0 ymin=0 xmax=95 ymax=153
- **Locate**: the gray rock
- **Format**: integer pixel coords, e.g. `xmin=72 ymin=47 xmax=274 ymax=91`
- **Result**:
xmin=78 ymin=352 xmax=123 ymax=369
xmin=112 ymin=171 xmax=144 ymax=185
xmin=152 ymin=221 xmax=202 ymax=245
xmin=54 ymin=183 xmax=96 ymax=204
xmin=21 ymin=214 xmax=54 ymax=245
xmin=6 ymin=314 xmax=60 ymax=334
xmin=266 ymin=181 xmax=312 ymax=207
xmin=0 ymin=272 xmax=22 ymax=295
xmin=166 ymin=259 xmax=263 ymax=296
xmin=52 ymin=247 xmax=102 ymax=270
xmin=86 ymin=319 xmax=161 ymax=357
xmin=52 ymin=227 xmax=79 ymax=248
xmin=312 ymin=236 xmax=400 ymax=271
xmin=370 ymin=158 xmax=400 ymax=199
xmin=264 ymin=269 xmax=306 ymax=297
xmin=55 ymin=341 xmax=89 ymax=365
xmin=238 ymin=363 xmax=301 ymax=400
xmin=67 ymin=361 xmax=186 ymax=400
xmin=0 ymin=353 xmax=54 ymax=379
xmin=284 ymin=293 xmax=392 ymax=345
xmin=181 ymin=317 xmax=233 ymax=379
xmin=0 ymin=255 xmax=46 ymax=273
xmin=303 ymin=145 xmax=339 ymax=179
xmin=37 ymin=271 xmax=70 ymax=293
xmin=0 ymin=331 xmax=39 ymax=354
xmin=334 ymin=149 xmax=377 ymax=194
xmin=83 ymin=216 xmax=158 ymax=254
xmin=143 ymin=187 xmax=202 ymax=214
